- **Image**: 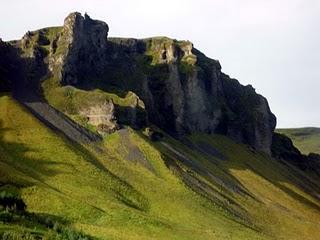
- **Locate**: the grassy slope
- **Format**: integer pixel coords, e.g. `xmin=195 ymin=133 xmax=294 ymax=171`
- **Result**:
xmin=277 ymin=128 xmax=320 ymax=154
xmin=0 ymin=94 xmax=319 ymax=239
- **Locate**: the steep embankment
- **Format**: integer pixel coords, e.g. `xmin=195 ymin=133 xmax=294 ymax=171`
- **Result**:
xmin=277 ymin=128 xmax=320 ymax=154
xmin=1 ymin=94 xmax=320 ymax=240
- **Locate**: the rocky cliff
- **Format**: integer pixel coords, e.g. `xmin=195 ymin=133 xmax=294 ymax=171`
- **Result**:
xmin=0 ymin=39 xmax=21 ymax=92
xmin=2 ymin=12 xmax=277 ymax=154
xmin=57 ymin=12 xmax=109 ymax=85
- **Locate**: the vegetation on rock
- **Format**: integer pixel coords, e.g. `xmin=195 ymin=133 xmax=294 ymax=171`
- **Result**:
xmin=0 ymin=12 xmax=319 ymax=240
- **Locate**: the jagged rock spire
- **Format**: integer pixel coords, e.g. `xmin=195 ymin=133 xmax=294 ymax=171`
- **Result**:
xmin=58 ymin=12 xmax=109 ymax=85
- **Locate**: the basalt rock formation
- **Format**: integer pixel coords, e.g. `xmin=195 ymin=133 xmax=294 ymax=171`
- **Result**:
xmin=55 ymin=12 xmax=109 ymax=85
xmin=1 ymin=12 xmax=277 ymax=154
xmin=0 ymin=39 xmax=20 ymax=92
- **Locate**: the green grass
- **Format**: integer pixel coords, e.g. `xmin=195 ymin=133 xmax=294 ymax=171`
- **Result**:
xmin=41 ymin=82 xmax=144 ymax=132
xmin=44 ymin=27 xmax=62 ymax=41
xmin=19 ymin=27 xmax=62 ymax=57
xmin=277 ymin=128 xmax=320 ymax=154
xmin=142 ymin=37 xmax=196 ymax=67
xmin=0 ymin=94 xmax=320 ymax=239
xmin=42 ymin=78 xmax=144 ymax=112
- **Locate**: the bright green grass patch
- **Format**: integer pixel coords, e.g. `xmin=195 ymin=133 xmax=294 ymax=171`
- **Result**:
xmin=42 ymin=81 xmax=142 ymax=112
xmin=44 ymin=27 xmax=62 ymax=42
xmin=188 ymin=133 xmax=320 ymax=240
xmin=41 ymin=81 xmax=144 ymax=133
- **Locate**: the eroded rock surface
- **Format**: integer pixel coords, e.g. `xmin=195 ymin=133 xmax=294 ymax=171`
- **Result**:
xmin=50 ymin=12 xmax=109 ymax=85
xmin=80 ymin=100 xmax=118 ymax=134
xmin=2 ymin=12 xmax=277 ymax=154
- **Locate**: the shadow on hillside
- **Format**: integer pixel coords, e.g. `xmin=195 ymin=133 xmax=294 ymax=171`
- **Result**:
xmin=63 ymin=138 xmax=150 ymax=211
xmin=1 ymin=42 xmax=149 ymax=212
xmin=242 ymin=156 xmax=320 ymax=211
xmin=234 ymin=147 xmax=320 ymax=210
xmin=140 ymin=132 xmax=320 ymax=232
xmin=0 ymin=188 xmax=95 ymax=239
xmin=0 ymin=121 xmax=73 ymax=188
xmin=0 ymin=116 xmax=149 ymax=212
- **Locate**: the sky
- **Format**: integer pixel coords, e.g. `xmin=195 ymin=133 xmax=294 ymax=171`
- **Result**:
xmin=0 ymin=0 xmax=319 ymax=128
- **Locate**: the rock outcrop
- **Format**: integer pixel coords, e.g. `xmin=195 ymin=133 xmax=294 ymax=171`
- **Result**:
xmin=103 ymin=37 xmax=276 ymax=154
xmin=1 ymin=12 xmax=277 ymax=154
xmin=56 ymin=12 xmax=109 ymax=85
xmin=80 ymin=100 xmax=118 ymax=134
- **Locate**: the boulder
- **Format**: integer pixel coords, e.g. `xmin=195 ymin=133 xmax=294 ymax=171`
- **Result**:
xmin=80 ymin=100 xmax=118 ymax=134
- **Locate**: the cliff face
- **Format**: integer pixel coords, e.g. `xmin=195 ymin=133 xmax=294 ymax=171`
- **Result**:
xmin=3 ymin=12 xmax=276 ymax=154
xmin=115 ymin=37 xmax=276 ymax=154
xmin=58 ymin=12 xmax=109 ymax=85
xmin=0 ymin=39 xmax=21 ymax=92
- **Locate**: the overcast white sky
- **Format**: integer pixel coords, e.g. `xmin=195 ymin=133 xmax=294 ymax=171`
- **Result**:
xmin=0 ymin=0 xmax=319 ymax=128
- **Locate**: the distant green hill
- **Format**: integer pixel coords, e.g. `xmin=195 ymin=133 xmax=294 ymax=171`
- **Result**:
xmin=277 ymin=128 xmax=320 ymax=154
xmin=1 ymin=94 xmax=320 ymax=240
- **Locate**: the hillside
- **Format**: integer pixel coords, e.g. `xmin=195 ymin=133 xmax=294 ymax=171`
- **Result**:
xmin=1 ymin=94 xmax=320 ymax=240
xmin=0 ymin=12 xmax=320 ymax=240
xmin=277 ymin=128 xmax=320 ymax=155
